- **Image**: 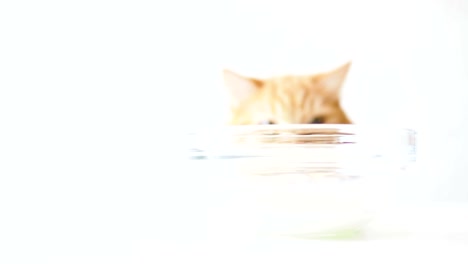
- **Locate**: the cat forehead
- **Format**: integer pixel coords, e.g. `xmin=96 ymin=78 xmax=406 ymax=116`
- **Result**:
xmin=257 ymin=75 xmax=338 ymax=105
xmin=263 ymin=75 xmax=315 ymax=90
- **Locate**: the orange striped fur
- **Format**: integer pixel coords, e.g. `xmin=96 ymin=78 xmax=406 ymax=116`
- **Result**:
xmin=223 ymin=62 xmax=352 ymax=125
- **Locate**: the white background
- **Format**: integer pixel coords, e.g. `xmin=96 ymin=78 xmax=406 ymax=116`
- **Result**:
xmin=1 ymin=0 xmax=468 ymax=262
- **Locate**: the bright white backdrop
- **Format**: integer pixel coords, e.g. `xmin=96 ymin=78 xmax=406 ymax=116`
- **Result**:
xmin=1 ymin=0 xmax=468 ymax=262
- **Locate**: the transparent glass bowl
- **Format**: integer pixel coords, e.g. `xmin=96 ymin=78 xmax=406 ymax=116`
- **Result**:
xmin=185 ymin=124 xmax=416 ymax=239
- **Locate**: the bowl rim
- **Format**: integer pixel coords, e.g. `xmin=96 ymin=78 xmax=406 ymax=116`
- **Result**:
xmin=186 ymin=124 xmax=417 ymax=163
xmin=187 ymin=124 xmax=417 ymax=136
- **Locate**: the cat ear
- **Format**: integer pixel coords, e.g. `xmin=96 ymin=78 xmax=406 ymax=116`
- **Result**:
xmin=316 ymin=62 xmax=351 ymax=94
xmin=223 ymin=69 xmax=262 ymax=106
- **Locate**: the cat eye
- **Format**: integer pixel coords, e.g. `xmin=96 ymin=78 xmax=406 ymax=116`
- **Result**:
xmin=259 ymin=120 xmax=275 ymax=125
xmin=310 ymin=117 xmax=325 ymax=124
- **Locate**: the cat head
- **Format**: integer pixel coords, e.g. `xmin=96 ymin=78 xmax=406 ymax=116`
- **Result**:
xmin=223 ymin=62 xmax=353 ymax=125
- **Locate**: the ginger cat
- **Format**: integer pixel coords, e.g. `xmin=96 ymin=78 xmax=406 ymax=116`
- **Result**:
xmin=223 ymin=62 xmax=352 ymax=125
